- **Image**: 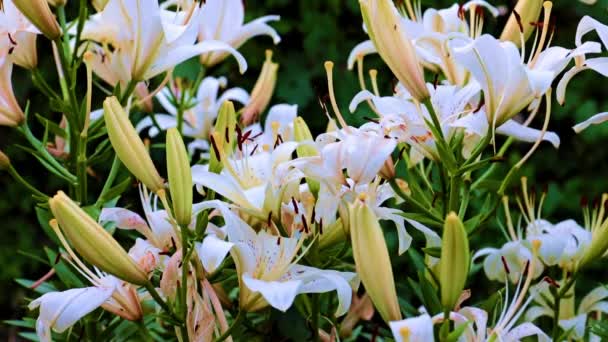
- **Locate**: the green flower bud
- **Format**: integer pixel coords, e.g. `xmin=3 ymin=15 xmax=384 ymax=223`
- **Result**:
xmin=209 ymin=101 xmax=236 ymax=173
xmin=12 ymin=0 xmax=61 ymax=39
xmin=350 ymin=193 xmax=401 ymax=323
xmin=166 ymin=128 xmax=193 ymax=226
xmin=500 ymin=0 xmax=544 ymax=47
xmin=49 ymin=191 xmax=148 ymax=285
xmin=439 ymin=212 xmax=470 ymax=310
xmin=103 ymin=96 xmax=164 ymax=192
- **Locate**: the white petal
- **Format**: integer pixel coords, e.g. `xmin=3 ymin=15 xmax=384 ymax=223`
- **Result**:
xmin=375 ymin=207 xmax=412 ymax=255
xmin=286 ymin=265 xmax=358 ymax=316
xmin=234 ymin=15 xmax=282 ymax=47
xmin=525 ymin=305 xmax=553 ymax=322
xmin=576 ymin=16 xmax=608 ymax=48
xmin=145 ymin=40 xmax=248 ymax=79
xmin=580 ymin=286 xmax=608 ymax=313
xmin=389 ymin=314 xmax=435 ymax=342
xmin=29 ymin=285 xmax=114 ymax=335
xmin=573 ymin=112 xmax=608 ymax=133
xmin=242 ymin=273 xmax=302 ymax=312
xmin=347 ymin=40 xmax=377 ymax=70
xmin=504 ymin=322 xmax=551 ymax=342
xmin=496 ymin=120 xmax=560 ymax=148
xmin=99 ymin=208 xmax=148 ymax=231
xmin=196 ymin=236 xmax=234 ymax=274
xmin=559 ymin=314 xmax=587 ymax=339
xmin=586 ymin=57 xmax=608 ymax=76
xmin=191 ymin=166 xmax=256 ymax=210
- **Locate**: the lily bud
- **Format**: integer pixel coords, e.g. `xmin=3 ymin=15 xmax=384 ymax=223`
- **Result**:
xmin=49 ymin=191 xmax=148 ymax=285
xmin=0 ymin=150 xmax=10 ymax=170
xmin=500 ymin=0 xmax=543 ymax=46
xmin=439 ymin=212 xmax=470 ymax=310
xmin=359 ymin=0 xmax=429 ymax=102
xmin=349 ymin=194 xmax=402 ymax=323
xmin=293 ymin=117 xmax=318 ymax=158
xmin=210 ymin=101 xmax=237 ymax=172
xmin=12 ymin=0 xmax=61 ymax=40
xmin=103 ymin=96 xmax=164 ymax=192
xmin=166 ymin=128 xmax=193 ymax=226
xmin=91 ymin=0 xmax=108 ymax=11
xmin=579 ymin=194 xmax=608 ymax=268
xmin=241 ymin=50 xmax=278 ymax=125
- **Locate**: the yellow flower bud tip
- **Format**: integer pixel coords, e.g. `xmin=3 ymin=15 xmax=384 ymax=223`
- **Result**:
xmin=0 ymin=150 xmax=10 ymax=170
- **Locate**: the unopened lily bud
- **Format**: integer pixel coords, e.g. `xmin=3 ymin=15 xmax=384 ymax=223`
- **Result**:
xmin=12 ymin=0 xmax=61 ymax=40
xmin=359 ymin=0 xmax=429 ymax=102
xmin=293 ymin=117 xmax=318 ymax=158
xmin=500 ymin=0 xmax=544 ymax=46
xmin=0 ymin=150 xmax=10 ymax=170
xmin=349 ymin=194 xmax=402 ymax=323
xmin=103 ymin=96 xmax=164 ymax=192
xmin=209 ymin=101 xmax=237 ymax=173
xmin=91 ymin=0 xmax=108 ymax=11
xmin=579 ymin=194 xmax=608 ymax=269
xmin=241 ymin=50 xmax=278 ymax=125
xmin=439 ymin=212 xmax=470 ymax=310
xmin=49 ymin=191 xmax=148 ymax=285
xmin=166 ymin=128 xmax=193 ymax=226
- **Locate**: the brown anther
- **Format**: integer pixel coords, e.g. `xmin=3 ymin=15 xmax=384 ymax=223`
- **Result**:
xmin=209 ymin=134 xmax=221 ymax=161
xmin=301 ymin=214 xmax=309 ymax=233
xmin=291 ymin=197 xmax=299 ymax=214
xmin=363 ymin=116 xmax=380 ymax=124
xmin=249 ymin=144 xmax=259 ymax=156
xmin=267 ymin=211 xmax=273 ymax=227
xmin=501 ymin=256 xmax=511 ymax=274
xmin=513 ymin=10 xmax=523 ymax=33
xmin=318 ymin=218 xmax=323 ymax=235
xmin=543 ymin=276 xmax=560 ymax=288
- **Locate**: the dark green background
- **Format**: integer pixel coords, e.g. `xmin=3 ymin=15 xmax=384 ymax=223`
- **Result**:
xmin=1 ymin=0 xmax=608 ymax=338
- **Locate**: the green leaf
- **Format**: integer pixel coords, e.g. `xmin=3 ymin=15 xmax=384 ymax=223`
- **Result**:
xmin=422 ymin=246 xmax=442 ymax=258
xmin=15 ymin=278 xmax=57 ymax=294
xmin=417 ymin=271 xmax=442 ymax=315
xmin=35 ymin=114 xmax=67 ymax=138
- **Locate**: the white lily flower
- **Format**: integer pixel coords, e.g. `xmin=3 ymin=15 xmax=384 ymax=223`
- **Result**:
xmin=527 ymin=284 xmax=608 ymax=340
xmin=557 ymin=16 xmax=608 ymax=131
xmin=80 ymin=0 xmax=247 ymax=86
xmin=451 ymin=34 xmax=554 ymax=128
xmin=196 ymin=0 xmax=281 ymax=67
xmin=350 ymin=83 xmax=480 ymax=164
xmin=195 ymin=200 xmax=358 ymax=315
xmin=0 ymin=56 xmax=24 ymax=127
xmin=450 ymin=110 xmax=561 ymax=158
xmin=29 ymin=277 xmax=117 ymax=342
xmin=192 ymin=136 xmax=299 ymax=217
xmin=0 ymin=0 xmax=39 ymax=69
xmin=136 ymin=76 xmax=250 ymax=153
xmin=347 ymin=1 xmax=498 ymax=85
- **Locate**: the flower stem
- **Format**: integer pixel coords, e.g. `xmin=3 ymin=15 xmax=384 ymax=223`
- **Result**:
xmin=144 ymin=282 xmax=180 ymax=322
xmin=215 ymin=310 xmax=245 ymax=342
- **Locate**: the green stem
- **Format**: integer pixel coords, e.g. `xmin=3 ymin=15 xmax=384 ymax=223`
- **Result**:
xmin=551 ymin=276 xmax=577 ymax=340
xmin=215 ymin=310 xmax=245 ymax=342
xmin=76 ymin=132 xmax=88 ymax=204
xmin=95 ymin=155 xmax=121 ymax=207
xmin=311 ymin=294 xmax=320 ymax=341
xmin=390 ymin=180 xmax=443 ymax=223
xmin=7 ymin=165 xmax=49 ymax=199
xmin=120 ymin=80 xmax=138 ymax=105
xmin=144 ymin=282 xmax=180 ymax=322
xmin=18 ymin=126 xmax=77 ymax=183
xmin=448 ymin=175 xmax=461 ymax=214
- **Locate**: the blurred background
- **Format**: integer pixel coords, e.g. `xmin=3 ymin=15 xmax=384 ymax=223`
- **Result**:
xmin=2 ymin=0 xmax=608 ymax=339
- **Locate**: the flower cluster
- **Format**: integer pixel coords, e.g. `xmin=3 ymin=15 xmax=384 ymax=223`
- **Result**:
xmin=2 ymin=0 xmax=608 ymax=341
